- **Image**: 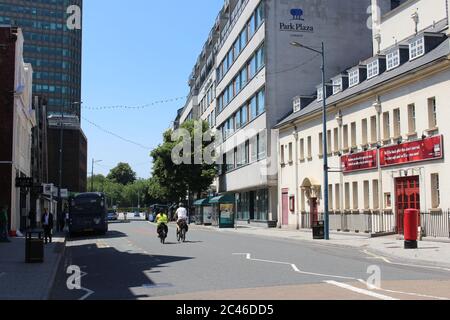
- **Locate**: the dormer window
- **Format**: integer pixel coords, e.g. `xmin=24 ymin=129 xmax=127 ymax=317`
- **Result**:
xmin=367 ymin=60 xmax=379 ymax=79
xmin=332 ymin=78 xmax=342 ymax=94
xmin=348 ymin=69 xmax=359 ymax=88
xmin=386 ymin=50 xmax=400 ymax=70
xmin=409 ymin=37 xmax=425 ymax=60
xmin=317 ymin=87 xmax=324 ymax=102
xmin=293 ymin=97 xmax=301 ymax=113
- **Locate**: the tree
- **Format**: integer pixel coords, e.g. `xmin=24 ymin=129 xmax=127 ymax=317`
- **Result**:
xmin=107 ymin=163 xmax=137 ymax=185
xmin=150 ymin=120 xmax=217 ymax=202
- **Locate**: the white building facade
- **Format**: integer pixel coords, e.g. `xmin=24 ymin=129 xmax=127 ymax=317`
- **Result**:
xmin=177 ymin=0 xmax=381 ymax=227
xmin=276 ymin=0 xmax=450 ymax=238
xmin=10 ymin=29 xmax=36 ymax=232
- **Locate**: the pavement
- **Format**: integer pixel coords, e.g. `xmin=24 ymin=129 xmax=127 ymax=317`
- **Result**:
xmin=201 ymin=225 xmax=450 ymax=268
xmin=0 ymin=232 xmax=66 ymax=300
xmin=50 ymin=217 xmax=450 ymax=300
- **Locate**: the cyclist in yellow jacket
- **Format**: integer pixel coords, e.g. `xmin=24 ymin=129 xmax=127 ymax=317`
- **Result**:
xmin=155 ymin=210 xmax=169 ymax=238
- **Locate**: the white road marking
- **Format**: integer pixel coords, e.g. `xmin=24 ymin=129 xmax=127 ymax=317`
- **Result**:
xmin=356 ymin=279 xmax=449 ymax=300
xmin=325 ymin=280 xmax=398 ymax=300
xmin=233 ymin=253 xmax=356 ymax=280
xmin=363 ymin=249 xmax=450 ymax=272
xmin=78 ymin=270 xmax=94 ymax=300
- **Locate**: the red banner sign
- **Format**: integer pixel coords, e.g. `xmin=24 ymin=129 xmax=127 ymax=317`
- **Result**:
xmin=380 ymin=135 xmax=444 ymax=167
xmin=342 ymin=150 xmax=377 ymax=173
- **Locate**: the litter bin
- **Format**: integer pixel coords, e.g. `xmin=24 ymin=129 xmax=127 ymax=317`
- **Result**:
xmin=25 ymin=229 xmax=44 ymax=263
xmin=312 ymin=221 xmax=325 ymax=240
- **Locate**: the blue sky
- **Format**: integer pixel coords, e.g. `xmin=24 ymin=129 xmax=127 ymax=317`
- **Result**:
xmin=81 ymin=0 xmax=223 ymax=179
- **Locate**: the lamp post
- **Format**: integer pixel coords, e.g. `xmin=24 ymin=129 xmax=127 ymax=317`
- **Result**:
xmin=91 ymin=159 xmax=103 ymax=192
xmin=291 ymin=41 xmax=330 ymax=240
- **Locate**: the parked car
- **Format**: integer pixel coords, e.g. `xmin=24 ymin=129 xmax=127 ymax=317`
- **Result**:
xmin=107 ymin=210 xmax=119 ymax=221
xmin=134 ymin=211 xmax=141 ymax=218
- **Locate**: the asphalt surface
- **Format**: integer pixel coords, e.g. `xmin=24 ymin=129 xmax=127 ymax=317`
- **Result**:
xmin=50 ymin=215 xmax=450 ymax=300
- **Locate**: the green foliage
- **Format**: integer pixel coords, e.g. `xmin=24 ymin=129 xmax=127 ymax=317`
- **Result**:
xmin=150 ymin=120 xmax=217 ymax=202
xmin=107 ymin=162 xmax=137 ymax=185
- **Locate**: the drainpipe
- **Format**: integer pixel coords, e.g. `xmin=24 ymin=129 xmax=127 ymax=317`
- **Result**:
xmin=293 ymin=125 xmax=300 ymax=230
xmin=336 ymin=111 xmax=344 ymax=214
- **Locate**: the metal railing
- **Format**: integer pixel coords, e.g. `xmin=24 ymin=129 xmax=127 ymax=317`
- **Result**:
xmin=420 ymin=210 xmax=450 ymax=238
xmin=301 ymin=210 xmax=395 ymax=234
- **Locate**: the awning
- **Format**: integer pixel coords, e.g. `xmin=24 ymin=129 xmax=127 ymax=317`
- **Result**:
xmin=210 ymin=194 xmax=235 ymax=204
xmin=193 ymin=198 xmax=212 ymax=206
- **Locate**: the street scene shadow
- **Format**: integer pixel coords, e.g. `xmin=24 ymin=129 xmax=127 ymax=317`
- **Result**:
xmin=67 ymin=230 xmax=128 ymax=241
xmin=51 ymin=243 xmax=194 ymax=300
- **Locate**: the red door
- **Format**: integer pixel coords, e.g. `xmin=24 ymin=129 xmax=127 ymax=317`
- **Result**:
xmin=395 ymin=176 xmax=420 ymax=234
xmin=310 ymin=198 xmax=319 ymax=225
xmin=282 ymin=189 xmax=289 ymax=226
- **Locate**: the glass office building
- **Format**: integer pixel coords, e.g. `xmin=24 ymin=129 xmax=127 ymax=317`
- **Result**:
xmin=0 ymin=0 xmax=82 ymax=118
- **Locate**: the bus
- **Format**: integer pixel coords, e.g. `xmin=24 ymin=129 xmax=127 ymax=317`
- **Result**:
xmin=68 ymin=192 xmax=108 ymax=236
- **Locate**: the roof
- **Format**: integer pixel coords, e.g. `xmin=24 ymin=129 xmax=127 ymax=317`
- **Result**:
xmin=275 ymin=38 xmax=450 ymax=129
xmin=210 ymin=194 xmax=235 ymax=204
xmin=193 ymin=198 xmax=212 ymax=206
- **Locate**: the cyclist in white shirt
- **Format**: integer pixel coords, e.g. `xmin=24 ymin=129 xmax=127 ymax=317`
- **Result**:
xmin=175 ymin=203 xmax=188 ymax=235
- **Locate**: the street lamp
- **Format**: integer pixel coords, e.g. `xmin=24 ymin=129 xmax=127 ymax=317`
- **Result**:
xmin=91 ymin=159 xmax=103 ymax=192
xmin=290 ymin=41 xmax=330 ymax=240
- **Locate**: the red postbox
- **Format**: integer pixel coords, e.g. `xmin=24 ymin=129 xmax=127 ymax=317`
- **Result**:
xmin=404 ymin=209 xmax=419 ymax=249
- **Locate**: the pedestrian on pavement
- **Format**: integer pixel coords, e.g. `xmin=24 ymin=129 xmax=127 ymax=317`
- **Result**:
xmin=0 ymin=205 xmax=10 ymax=243
xmin=42 ymin=208 xmax=54 ymax=244
xmin=61 ymin=204 xmax=68 ymax=231
xmin=123 ymin=211 xmax=127 ymax=222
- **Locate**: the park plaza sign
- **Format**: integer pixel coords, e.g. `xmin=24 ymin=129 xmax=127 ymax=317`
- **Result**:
xmin=279 ymin=8 xmax=314 ymax=33
xmin=341 ymin=135 xmax=444 ymax=173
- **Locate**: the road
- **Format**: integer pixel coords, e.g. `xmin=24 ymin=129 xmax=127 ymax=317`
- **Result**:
xmin=50 ymin=215 xmax=450 ymax=300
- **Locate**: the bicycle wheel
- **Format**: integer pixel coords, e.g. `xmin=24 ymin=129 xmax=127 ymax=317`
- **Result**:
xmin=181 ymin=228 xmax=186 ymax=243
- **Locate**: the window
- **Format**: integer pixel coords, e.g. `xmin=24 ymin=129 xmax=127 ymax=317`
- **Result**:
xmin=348 ymin=69 xmax=359 ymax=87
xmin=384 ymin=192 xmax=391 ymax=209
xmin=387 ymin=50 xmax=400 ymax=70
xmin=329 ymin=185 xmax=334 ymax=210
xmin=343 ymin=125 xmax=349 ymax=150
xmin=333 ymin=78 xmax=342 ymax=94
xmin=307 ymin=136 xmax=312 ymax=159
xmin=240 ymin=66 xmax=247 ymax=88
xmin=335 ymin=184 xmax=341 ymax=211
xmin=318 ymin=133 xmax=323 ymax=156
xmin=249 ymin=55 xmax=257 ymax=78
xmin=373 ymin=180 xmax=380 ymax=210
xmin=241 ymin=105 xmax=248 ymax=125
xmin=327 ymin=130 xmax=332 ymax=154
xmin=393 ymin=108 xmax=401 ymax=137
xmin=255 ymin=2 xmax=265 ymax=27
xmin=333 ymin=128 xmax=339 ymax=152
xmin=235 ymin=110 xmax=241 ymax=129
xmin=288 ymin=142 xmax=293 ymax=163
xmin=256 ymin=46 xmax=265 ymax=71
xmin=240 ymin=29 xmax=247 ymax=50
xmin=257 ymin=88 xmax=265 ymax=114
xmin=317 ymin=87 xmax=324 ymax=102
xmin=428 ymin=97 xmax=437 ymax=129
xmin=301 ymin=189 xmax=306 ymax=212
xmin=410 ymin=37 xmax=425 ymax=60
xmin=370 ymin=116 xmax=377 ymax=143
xmin=344 ymin=183 xmax=350 ymax=210
xmin=250 ymin=136 xmax=258 ymax=162
xmin=351 ymin=122 xmax=357 ymax=148
xmin=383 ymin=112 xmax=391 ymax=140
xmin=362 ymin=119 xmax=368 ymax=145
xmin=250 ymin=96 xmax=257 ymax=120
xmin=364 ymin=181 xmax=370 ymax=210
xmin=293 ymin=98 xmax=301 ymax=113
xmin=257 ymin=131 xmax=266 ymax=160
xmin=367 ymin=60 xmax=379 ymax=79
xmin=408 ymin=104 xmax=416 ymax=134
xmin=300 ymin=138 xmax=305 ymax=161
xmin=352 ymin=182 xmax=359 ymax=210
xmin=431 ymin=173 xmax=440 ymax=209
xmin=248 ymin=13 xmax=256 ymax=38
